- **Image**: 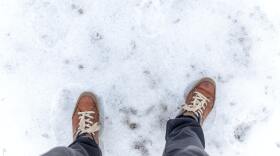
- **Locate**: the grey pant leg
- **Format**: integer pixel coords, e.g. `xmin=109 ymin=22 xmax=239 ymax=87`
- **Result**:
xmin=163 ymin=116 xmax=209 ymax=156
xmin=42 ymin=146 xmax=86 ymax=156
xmin=42 ymin=135 xmax=102 ymax=156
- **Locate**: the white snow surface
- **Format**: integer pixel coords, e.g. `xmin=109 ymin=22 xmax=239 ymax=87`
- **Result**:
xmin=1 ymin=0 xmax=280 ymax=156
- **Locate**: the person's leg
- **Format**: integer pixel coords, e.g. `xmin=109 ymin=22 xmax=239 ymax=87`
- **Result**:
xmin=163 ymin=77 xmax=216 ymax=156
xmin=42 ymin=92 xmax=102 ymax=156
xmin=42 ymin=134 xmax=101 ymax=156
xmin=68 ymin=134 xmax=102 ymax=156
xmin=163 ymin=116 xmax=208 ymax=156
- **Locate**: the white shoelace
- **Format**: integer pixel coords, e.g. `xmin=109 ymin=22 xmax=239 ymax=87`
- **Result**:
xmin=182 ymin=91 xmax=210 ymax=117
xmin=75 ymin=111 xmax=99 ymax=138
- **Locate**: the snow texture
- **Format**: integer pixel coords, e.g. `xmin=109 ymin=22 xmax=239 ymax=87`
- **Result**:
xmin=0 ymin=0 xmax=280 ymax=156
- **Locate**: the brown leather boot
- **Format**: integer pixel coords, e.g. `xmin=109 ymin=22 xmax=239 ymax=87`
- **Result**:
xmin=182 ymin=77 xmax=216 ymax=125
xmin=72 ymin=92 xmax=100 ymax=144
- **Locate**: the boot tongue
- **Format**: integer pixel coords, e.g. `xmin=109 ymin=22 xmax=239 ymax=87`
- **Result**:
xmin=183 ymin=111 xmax=200 ymax=122
xmin=77 ymin=132 xmax=94 ymax=140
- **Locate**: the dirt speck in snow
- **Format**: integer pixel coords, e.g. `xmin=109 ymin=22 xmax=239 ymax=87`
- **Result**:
xmin=133 ymin=138 xmax=151 ymax=156
xmin=234 ymin=123 xmax=251 ymax=142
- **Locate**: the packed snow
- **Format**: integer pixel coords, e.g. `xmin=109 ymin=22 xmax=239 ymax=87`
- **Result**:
xmin=0 ymin=0 xmax=280 ymax=156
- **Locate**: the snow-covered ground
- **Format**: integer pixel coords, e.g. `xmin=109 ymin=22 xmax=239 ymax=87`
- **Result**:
xmin=1 ymin=0 xmax=280 ymax=155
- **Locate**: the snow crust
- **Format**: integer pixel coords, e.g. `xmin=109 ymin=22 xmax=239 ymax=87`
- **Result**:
xmin=0 ymin=0 xmax=280 ymax=155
